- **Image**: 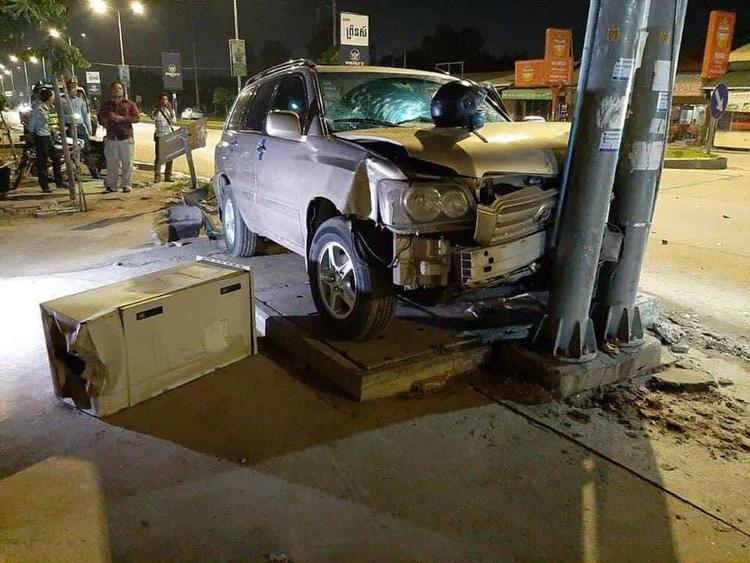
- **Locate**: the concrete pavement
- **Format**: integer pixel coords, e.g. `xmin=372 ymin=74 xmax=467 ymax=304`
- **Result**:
xmin=1 ymin=132 xmax=749 ymax=560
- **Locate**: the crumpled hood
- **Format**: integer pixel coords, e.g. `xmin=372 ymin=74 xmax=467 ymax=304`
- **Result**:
xmin=337 ymin=121 xmax=571 ymax=178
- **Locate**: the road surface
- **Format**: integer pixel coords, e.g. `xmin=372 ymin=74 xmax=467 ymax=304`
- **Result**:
xmin=131 ymin=121 xmax=222 ymax=178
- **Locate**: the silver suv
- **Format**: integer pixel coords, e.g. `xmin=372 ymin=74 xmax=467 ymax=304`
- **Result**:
xmin=214 ymin=60 xmax=569 ymax=340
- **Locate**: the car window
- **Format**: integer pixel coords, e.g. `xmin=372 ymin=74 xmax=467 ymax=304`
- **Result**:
xmin=243 ymin=80 xmax=277 ymax=132
xmin=268 ymin=74 xmax=308 ymax=128
xmin=227 ymin=86 xmax=254 ymax=131
xmin=318 ymin=72 xmax=508 ymax=132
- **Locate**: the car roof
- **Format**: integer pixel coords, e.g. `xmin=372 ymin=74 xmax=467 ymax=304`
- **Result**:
xmin=315 ymin=65 xmax=451 ymax=80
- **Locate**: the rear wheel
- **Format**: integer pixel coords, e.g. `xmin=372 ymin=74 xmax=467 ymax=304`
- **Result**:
xmin=222 ymin=186 xmax=258 ymax=257
xmin=308 ymin=217 xmax=395 ymax=340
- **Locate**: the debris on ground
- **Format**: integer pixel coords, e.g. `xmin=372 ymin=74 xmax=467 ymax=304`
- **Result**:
xmin=652 ymin=319 xmax=686 ymax=345
xmin=651 ymin=311 xmax=750 ymax=363
xmin=651 ymin=368 xmax=716 ymax=392
xmin=562 ymin=370 xmax=750 ymax=460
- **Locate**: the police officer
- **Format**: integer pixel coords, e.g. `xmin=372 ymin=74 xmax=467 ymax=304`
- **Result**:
xmin=63 ymin=77 xmax=101 ymax=179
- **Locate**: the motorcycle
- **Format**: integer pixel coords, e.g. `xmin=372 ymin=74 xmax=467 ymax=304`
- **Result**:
xmin=12 ymin=134 xmax=88 ymax=190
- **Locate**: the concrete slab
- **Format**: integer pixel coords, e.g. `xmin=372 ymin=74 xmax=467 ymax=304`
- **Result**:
xmin=498 ymin=335 xmax=663 ymax=399
xmin=198 ymin=253 xmax=664 ymax=402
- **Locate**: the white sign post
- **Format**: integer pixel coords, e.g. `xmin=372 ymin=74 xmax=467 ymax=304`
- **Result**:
xmin=339 ymin=12 xmax=369 ymax=66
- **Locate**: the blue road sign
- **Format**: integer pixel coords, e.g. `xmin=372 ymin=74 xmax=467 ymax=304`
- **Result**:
xmin=710 ymin=83 xmax=729 ymax=120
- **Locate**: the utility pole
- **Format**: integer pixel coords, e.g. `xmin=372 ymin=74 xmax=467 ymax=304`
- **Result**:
xmin=188 ymin=0 xmax=200 ymax=108
xmin=593 ymin=0 xmax=687 ymax=345
xmin=22 ymin=61 xmax=30 ymax=99
xmin=534 ymin=0 xmax=650 ymax=360
xmin=332 ymin=0 xmax=337 ymax=48
xmin=233 ymin=0 xmax=241 ymax=95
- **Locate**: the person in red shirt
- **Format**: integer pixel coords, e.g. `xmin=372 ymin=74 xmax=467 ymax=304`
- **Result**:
xmin=97 ymin=81 xmax=140 ymax=193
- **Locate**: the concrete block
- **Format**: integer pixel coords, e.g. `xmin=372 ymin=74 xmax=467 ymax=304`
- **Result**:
xmin=498 ymin=335 xmax=662 ymax=400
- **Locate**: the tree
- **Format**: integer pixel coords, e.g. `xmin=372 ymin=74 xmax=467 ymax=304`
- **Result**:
xmin=1 ymin=0 xmax=84 ymax=75
xmin=212 ymin=86 xmax=234 ymax=116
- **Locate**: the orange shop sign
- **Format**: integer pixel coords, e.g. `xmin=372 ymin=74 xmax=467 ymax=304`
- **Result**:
xmin=701 ymin=10 xmax=736 ymax=79
xmin=515 ymin=59 xmax=546 ymax=86
xmin=544 ymin=28 xmax=574 ymax=85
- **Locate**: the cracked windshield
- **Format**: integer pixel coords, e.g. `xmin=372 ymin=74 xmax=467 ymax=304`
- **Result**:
xmin=319 ymin=72 xmax=507 ymax=131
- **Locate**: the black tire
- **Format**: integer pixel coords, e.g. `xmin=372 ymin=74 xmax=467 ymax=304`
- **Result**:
xmin=308 ymin=217 xmax=395 ymax=341
xmin=222 ymin=185 xmax=258 ymax=257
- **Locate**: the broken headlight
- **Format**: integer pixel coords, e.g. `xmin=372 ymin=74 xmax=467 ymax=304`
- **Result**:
xmin=377 ymin=179 xmax=473 ymax=231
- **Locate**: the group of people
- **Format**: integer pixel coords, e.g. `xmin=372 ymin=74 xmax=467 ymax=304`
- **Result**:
xmin=26 ymin=80 xmax=177 ymax=193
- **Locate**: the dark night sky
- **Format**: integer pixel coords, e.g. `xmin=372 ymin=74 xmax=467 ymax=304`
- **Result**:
xmin=63 ymin=0 xmax=748 ymax=73
xmin=9 ymin=0 xmax=739 ymax=106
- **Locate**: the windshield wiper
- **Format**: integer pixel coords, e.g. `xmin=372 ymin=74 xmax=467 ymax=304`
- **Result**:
xmin=396 ymin=116 xmax=433 ymax=125
xmin=332 ymin=117 xmax=398 ymax=128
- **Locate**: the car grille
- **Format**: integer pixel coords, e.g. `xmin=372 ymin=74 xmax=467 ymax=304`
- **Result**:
xmin=473 ymin=186 xmax=558 ymax=247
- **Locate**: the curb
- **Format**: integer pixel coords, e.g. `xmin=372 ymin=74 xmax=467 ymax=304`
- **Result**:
xmin=663 ymin=156 xmax=727 ymax=170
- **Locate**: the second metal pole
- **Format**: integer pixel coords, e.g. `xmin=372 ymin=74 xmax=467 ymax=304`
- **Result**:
xmin=594 ymin=0 xmax=688 ymax=345
xmin=534 ymin=0 xmax=650 ymax=360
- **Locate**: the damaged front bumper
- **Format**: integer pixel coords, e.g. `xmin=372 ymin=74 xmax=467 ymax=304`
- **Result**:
xmin=392 ymin=185 xmax=556 ymax=290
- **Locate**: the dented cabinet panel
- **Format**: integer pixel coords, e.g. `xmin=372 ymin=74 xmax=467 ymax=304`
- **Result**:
xmin=121 ymin=273 xmax=252 ymax=406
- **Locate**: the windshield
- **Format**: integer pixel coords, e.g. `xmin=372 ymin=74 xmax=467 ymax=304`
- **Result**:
xmin=318 ymin=72 xmax=508 ymax=132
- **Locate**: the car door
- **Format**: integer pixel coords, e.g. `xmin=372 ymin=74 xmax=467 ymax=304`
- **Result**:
xmin=252 ymin=73 xmax=312 ymax=253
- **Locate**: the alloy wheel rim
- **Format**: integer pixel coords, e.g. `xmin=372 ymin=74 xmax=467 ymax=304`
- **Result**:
xmin=317 ymin=241 xmax=356 ymax=320
xmin=224 ymin=197 xmax=236 ymax=246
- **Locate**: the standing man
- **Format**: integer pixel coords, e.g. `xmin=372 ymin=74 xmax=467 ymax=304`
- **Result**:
xmin=151 ymin=92 xmax=175 ymax=183
xmin=28 ymin=89 xmax=64 ymax=193
xmin=63 ymin=78 xmax=101 ymax=180
xmin=98 ymin=81 xmax=140 ymax=193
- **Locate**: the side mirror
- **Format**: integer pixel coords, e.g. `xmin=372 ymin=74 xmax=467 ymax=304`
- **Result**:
xmin=266 ymin=110 xmax=302 ymax=141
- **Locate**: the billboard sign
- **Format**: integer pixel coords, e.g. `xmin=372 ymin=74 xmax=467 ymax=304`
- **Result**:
xmin=728 ymin=91 xmax=750 ymax=113
xmin=544 ymin=28 xmax=573 ymax=85
xmin=340 ymin=12 xmax=369 ymax=65
xmin=161 ymin=52 xmax=184 ymax=91
xmin=339 ymin=45 xmax=368 ymax=66
xmin=514 ymin=59 xmax=546 ymax=87
xmin=701 ymin=10 xmax=736 ymax=79
xmin=340 ymin=12 xmax=369 ymax=46
xmin=85 ymin=71 xmax=101 ymax=96
xmin=118 ymin=64 xmax=131 ymax=87
xmin=229 ymin=39 xmax=247 ymax=77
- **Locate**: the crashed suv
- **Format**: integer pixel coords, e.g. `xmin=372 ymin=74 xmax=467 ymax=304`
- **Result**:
xmin=214 ymin=60 xmax=569 ymax=340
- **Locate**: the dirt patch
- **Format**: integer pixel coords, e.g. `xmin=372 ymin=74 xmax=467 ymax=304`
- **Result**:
xmin=564 ymin=372 xmax=749 ymax=460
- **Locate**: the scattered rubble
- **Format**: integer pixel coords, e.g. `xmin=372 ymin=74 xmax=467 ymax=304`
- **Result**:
xmin=651 ymin=368 xmax=716 ymax=392
xmin=561 ymin=369 xmax=750 ymax=460
xmin=652 ymin=319 xmax=686 ymax=345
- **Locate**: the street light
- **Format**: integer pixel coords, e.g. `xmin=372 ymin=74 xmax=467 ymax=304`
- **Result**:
xmin=89 ymin=0 xmax=146 ymax=92
xmin=9 ymin=55 xmax=29 ymax=98
xmin=48 ymin=28 xmax=62 ymax=39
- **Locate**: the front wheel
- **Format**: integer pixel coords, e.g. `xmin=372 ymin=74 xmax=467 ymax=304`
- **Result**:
xmin=308 ymin=217 xmax=395 ymax=341
xmin=222 ymin=186 xmax=258 ymax=257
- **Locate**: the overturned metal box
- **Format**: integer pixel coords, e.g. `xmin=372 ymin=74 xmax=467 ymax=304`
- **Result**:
xmin=40 ymin=262 xmax=256 ymax=417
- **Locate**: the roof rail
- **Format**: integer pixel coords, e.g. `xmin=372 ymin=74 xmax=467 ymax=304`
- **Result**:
xmin=245 ymin=58 xmax=317 ymax=85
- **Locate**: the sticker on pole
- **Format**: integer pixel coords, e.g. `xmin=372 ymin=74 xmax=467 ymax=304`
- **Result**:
xmin=612 ymin=58 xmax=634 ymax=81
xmin=709 ymin=83 xmax=729 ymax=120
xmin=656 ymin=91 xmax=669 ymax=112
xmin=599 ymin=130 xmax=623 ymax=151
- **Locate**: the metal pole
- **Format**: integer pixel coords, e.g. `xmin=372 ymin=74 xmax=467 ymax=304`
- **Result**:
xmin=332 ymin=0 xmax=337 ymax=48
xmin=9 ymin=70 xmax=15 ymax=92
xmin=42 ymin=56 xmax=47 ymax=77
xmin=533 ymin=0 xmax=650 ymax=360
xmin=22 ymin=62 xmax=30 ymax=98
xmin=68 ymin=38 xmax=76 ymax=78
xmin=233 ymin=0 xmax=241 ymax=95
xmin=188 ymin=0 xmax=200 ymax=108
xmin=117 ymin=9 xmax=126 ymax=65
xmin=594 ymin=0 xmax=687 ymax=345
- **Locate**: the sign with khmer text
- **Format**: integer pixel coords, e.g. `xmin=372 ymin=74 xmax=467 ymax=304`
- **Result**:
xmin=339 ymin=12 xmax=369 ymax=66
